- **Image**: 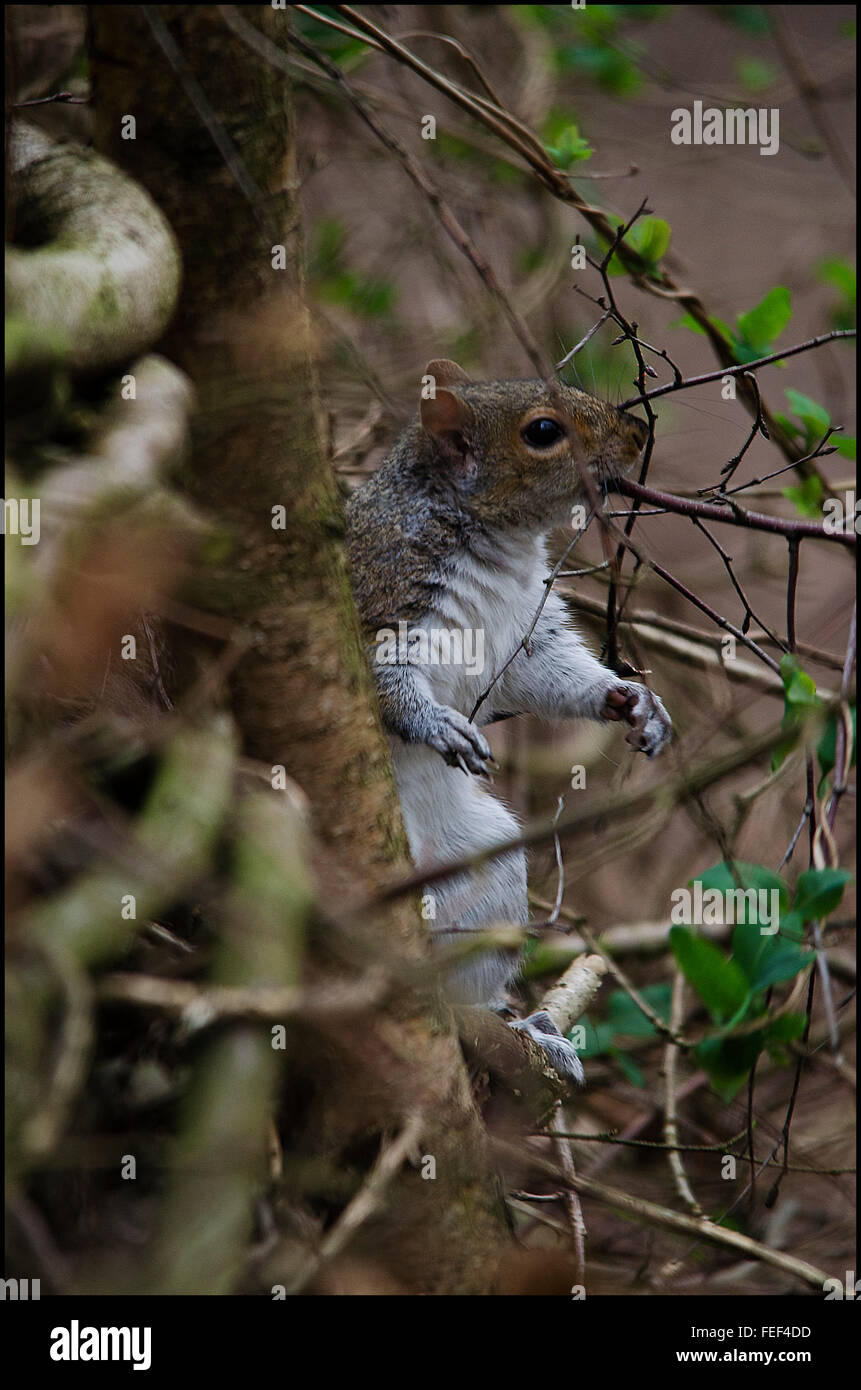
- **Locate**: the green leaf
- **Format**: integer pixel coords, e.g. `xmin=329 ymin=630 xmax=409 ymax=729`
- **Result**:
xmin=783 ymin=388 xmax=831 ymax=449
xmin=772 ymin=654 xmax=822 ymax=770
xmin=516 ymin=245 xmax=547 ymax=274
xmin=791 ymin=867 xmax=854 ymax=923
xmin=716 ymin=5 xmax=770 ymax=35
xmin=736 ymin=286 xmax=792 ymax=355
xmin=767 ymin=1013 xmax=807 ymax=1044
xmin=782 ymin=474 xmax=823 ymax=519
xmin=611 ymin=1046 xmax=646 ymax=1088
xmin=637 ymin=217 xmax=672 ymax=263
xmin=696 ymin=1031 xmax=765 ymax=1102
xmin=818 ymin=257 xmax=856 ymax=303
xmin=735 ymin=56 xmax=777 ymax=91
xmin=577 ymin=984 xmax=671 ymax=1057
xmin=556 ymin=40 xmax=643 ymax=97
xmin=781 ymin=653 xmax=819 ymax=708
xmin=309 ymin=217 xmax=396 ymax=319
xmin=606 ymin=983 xmax=672 ymax=1036
xmin=731 ymin=913 xmax=801 ymax=989
xmin=693 ymin=861 xmax=790 ymax=915
xmin=606 ymin=216 xmax=671 ymax=275
xmin=833 ymin=435 xmax=856 ymax=460
xmin=765 ymin=1012 xmax=807 ymax=1063
xmin=546 ymin=124 xmax=593 ymax=169
xmin=687 ymin=862 xmax=802 ymax=993
xmin=670 ymin=927 xmax=750 ymax=1023
xmin=817 ymin=257 xmax=856 ymax=330
xmin=748 ymin=939 xmax=811 ymax=991
xmin=731 ymin=917 xmax=781 ymax=986
xmin=293 ymin=7 xmax=370 ymax=66
xmin=310 ymin=217 xmax=346 ymax=277
xmin=672 ymin=311 xmax=734 ymax=344
xmin=774 ymin=411 xmax=802 ymax=439
xmin=577 ymin=1017 xmax=615 ymax=1059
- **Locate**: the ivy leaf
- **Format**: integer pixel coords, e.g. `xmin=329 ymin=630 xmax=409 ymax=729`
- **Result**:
xmin=765 ymin=1012 xmax=807 ymax=1064
xmin=768 ymin=1013 xmax=807 ymax=1044
xmin=746 ymin=937 xmax=811 ymax=991
xmin=577 ymin=1017 xmax=615 ymax=1058
xmin=791 ymin=867 xmax=854 ymax=923
xmin=670 ymin=927 xmax=750 ymax=1023
xmin=692 ymin=861 xmax=790 ymax=916
xmin=610 ymin=1046 xmax=646 ymax=1088
xmin=606 ymin=983 xmax=672 ymax=1037
xmin=577 ymin=984 xmax=670 ymax=1057
xmin=695 ymin=1031 xmax=765 ymax=1102
xmin=688 ymin=862 xmax=800 ymax=992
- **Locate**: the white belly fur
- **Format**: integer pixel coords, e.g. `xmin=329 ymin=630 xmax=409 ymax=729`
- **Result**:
xmin=392 ymin=739 xmax=528 ymax=1004
xmin=390 ymin=530 xmax=552 ymax=1002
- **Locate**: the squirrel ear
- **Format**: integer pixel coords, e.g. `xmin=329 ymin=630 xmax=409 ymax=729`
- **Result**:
xmin=423 ymin=359 xmax=472 ymax=389
xmin=420 ymin=387 xmax=474 ymax=459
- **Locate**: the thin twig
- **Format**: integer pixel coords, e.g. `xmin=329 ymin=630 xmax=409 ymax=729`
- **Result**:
xmin=549 ymin=1105 xmax=587 ymax=1288
xmin=491 ymin=1138 xmax=832 ymax=1291
xmin=616 ymin=476 xmax=857 ymax=548
xmin=663 ymin=973 xmax=704 ymax=1216
xmin=619 ymin=330 xmax=856 ymax=411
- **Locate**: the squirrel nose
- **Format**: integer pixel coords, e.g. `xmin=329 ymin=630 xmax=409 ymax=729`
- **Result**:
xmin=618 ymin=409 xmax=649 ymax=452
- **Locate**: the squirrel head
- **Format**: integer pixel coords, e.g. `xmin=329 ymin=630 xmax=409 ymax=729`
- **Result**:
xmin=418 ymin=359 xmax=648 ymax=528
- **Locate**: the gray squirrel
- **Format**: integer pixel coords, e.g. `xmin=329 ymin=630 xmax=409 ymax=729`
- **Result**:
xmin=346 ymin=360 xmax=672 ymax=1080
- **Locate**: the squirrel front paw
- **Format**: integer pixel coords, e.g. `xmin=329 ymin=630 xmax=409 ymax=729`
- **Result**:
xmin=427 ymin=706 xmax=493 ymax=775
xmin=602 ymin=682 xmax=672 ymax=758
xmin=510 ymin=1011 xmax=585 ymax=1084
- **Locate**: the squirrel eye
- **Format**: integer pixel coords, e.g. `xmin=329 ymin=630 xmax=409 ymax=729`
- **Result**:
xmin=522 ymin=417 xmax=565 ymax=448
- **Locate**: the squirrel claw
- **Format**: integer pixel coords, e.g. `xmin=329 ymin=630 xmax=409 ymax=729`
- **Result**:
xmin=510 ymin=1011 xmax=585 ymax=1084
xmin=429 ymin=705 xmax=494 ymax=776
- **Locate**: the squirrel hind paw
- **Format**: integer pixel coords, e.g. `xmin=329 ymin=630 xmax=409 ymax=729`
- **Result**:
xmin=510 ymin=1012 xmax=585 ymax=1085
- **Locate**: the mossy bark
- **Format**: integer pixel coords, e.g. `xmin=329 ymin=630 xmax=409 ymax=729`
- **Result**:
xmin=6 ymin=122 xmax=181 ymax=371
xmin=89 ymin=4 xmax=508 ymax=1292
